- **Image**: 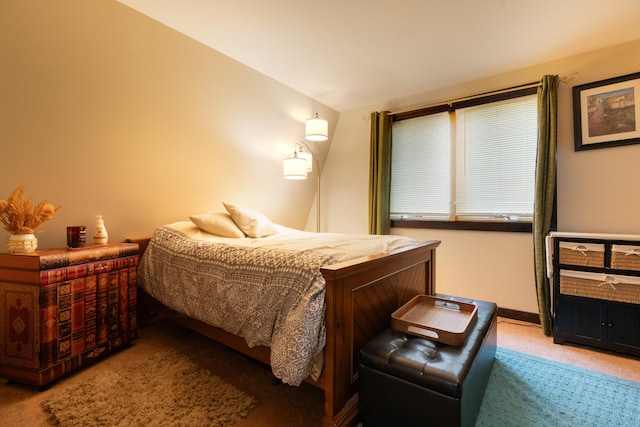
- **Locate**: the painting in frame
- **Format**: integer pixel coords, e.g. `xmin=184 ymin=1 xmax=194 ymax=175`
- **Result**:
xmin=573 ymin=72 xmax=640 ymax=151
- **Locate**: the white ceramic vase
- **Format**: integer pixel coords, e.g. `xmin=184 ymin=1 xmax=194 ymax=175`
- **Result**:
xmin=7 ymin=233 xmax=38 ymax=253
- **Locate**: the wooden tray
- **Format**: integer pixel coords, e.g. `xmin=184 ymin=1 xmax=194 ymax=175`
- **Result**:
xmin=391 ymin=295 xmax=478 ymax=346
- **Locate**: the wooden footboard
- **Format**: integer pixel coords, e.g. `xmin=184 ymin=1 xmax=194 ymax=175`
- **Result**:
xmin=320 ymin=240 xmax=439 ymax=426
xmin=131 ymin=238 xmax=440 ymax=427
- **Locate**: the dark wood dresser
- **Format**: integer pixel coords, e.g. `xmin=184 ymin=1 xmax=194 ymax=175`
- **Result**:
xmin=551 ymin=232 xmax=640 ymax=357
xmin=0 ymin=243 xmax=138 ymax=388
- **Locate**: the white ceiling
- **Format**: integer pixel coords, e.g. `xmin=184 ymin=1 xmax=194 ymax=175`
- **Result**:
xmin=118 ymin=0 xmax=640 ymax=112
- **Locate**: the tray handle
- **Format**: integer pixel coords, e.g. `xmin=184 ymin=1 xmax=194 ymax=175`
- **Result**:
xmin=407 ymin=325 xmax=439 ymax=339
xmin=434 ymin=300 xmax=461 ymax=310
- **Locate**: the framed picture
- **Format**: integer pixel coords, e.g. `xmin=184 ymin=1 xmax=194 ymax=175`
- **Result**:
xmin=573 ymin=72 xmax=640 ymax=151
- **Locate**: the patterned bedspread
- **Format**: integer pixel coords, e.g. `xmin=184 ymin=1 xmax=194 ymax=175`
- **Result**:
xmin=138 ymin=222 xmax=416 ymax=385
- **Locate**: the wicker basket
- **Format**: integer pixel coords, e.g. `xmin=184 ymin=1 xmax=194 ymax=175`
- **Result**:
xmin=611 ymin=245 xmax=640 ymax=271
xmin=559 ymin=270 xmax=640 ymax=304
xmin=558 ymin=242 xmax=605 ymax=267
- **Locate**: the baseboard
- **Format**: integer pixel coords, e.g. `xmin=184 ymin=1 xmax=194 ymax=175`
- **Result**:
xmin=497 ymin=307 xmax=540 ymax=324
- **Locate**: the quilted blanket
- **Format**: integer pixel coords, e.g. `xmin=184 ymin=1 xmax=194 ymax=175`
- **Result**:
xmin=138 ymin=222 xmax=416 ymax=385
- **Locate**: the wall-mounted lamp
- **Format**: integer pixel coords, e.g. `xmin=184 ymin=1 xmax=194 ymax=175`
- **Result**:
xmin=305 ymin=112 xmax=328 ymax=142
xmin=283 ymin=141 xmax=321 ymax=231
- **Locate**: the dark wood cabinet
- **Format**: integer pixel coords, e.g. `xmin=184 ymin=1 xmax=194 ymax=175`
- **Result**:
xmin=0 ymin=243 xmax=139 ymax=388
xmin=552 ymin=233 xmax=640 ymax=357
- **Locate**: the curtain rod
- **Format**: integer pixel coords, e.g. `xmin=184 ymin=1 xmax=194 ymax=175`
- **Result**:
xmin=390 ymin=81 xmax=540 ymax=116
xmin=387 ymin=73 xmax=577 ymax=117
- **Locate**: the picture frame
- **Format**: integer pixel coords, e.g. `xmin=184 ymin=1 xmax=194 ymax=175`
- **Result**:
xmin=573 ymin=71 xmax=640 ymax=151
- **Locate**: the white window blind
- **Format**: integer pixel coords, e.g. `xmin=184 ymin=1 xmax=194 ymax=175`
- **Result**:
xmin=390 ymin=93 xmax=537 ymax=222
xmin=391 ymin=112 xmax=450 ymax=218
xmin=455 ymin=96 xmax=538 ymax=220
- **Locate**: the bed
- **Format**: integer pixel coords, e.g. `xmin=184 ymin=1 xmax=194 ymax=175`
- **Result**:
xmin=134 ymin=206 xmax=440 ymax=427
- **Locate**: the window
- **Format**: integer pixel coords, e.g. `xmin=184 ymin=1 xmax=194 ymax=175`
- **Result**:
xmin=390 ymin=87 xmax=538 ymax=232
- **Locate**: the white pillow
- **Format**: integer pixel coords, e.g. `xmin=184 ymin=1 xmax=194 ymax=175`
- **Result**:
xmin=189 ymin=211 xmax=245 ymax=238
xmin=223 ymin=202 xmax=277 ymax=238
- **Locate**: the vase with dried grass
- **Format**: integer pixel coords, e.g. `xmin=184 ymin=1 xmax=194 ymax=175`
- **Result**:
xmin=0 ymin=185 xmax=62 ymax=253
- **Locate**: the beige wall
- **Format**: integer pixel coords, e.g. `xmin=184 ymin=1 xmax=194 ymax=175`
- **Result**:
xmin=2 ymin=1 xmax=640 ymax=316
xmin=0 ymin=1 xmax=337 ymax=249
xmin=325 ymin=39 xmax=640 ymax=313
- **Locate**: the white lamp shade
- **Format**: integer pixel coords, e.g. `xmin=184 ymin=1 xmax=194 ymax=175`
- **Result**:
xmin=305 ymin=116 xmax=328 ymax=141
xmin=283 ymin=155 xmax=308 ymax=179
xmin=298 ymin=149 xmax=313 ymax=172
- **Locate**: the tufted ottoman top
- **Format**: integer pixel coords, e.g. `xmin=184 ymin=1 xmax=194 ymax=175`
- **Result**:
xmin=359 ymin=297 xmax=497 ymax=398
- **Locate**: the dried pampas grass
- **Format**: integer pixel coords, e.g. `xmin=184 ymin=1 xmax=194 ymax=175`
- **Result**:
xmin=0 ymin=185 xmax=61 ymax=234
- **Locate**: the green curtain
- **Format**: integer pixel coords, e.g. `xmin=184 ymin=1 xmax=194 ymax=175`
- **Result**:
xmin=369 ymin=81 xmax=559 ymax=334
xmin=368 ymin=111 xmax=392 ymax=235
xmin=533 ymin=75 xmax=559 ymax=336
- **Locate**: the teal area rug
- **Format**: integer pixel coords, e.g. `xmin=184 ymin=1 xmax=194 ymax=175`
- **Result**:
xmin=476 ymin=347 xmax=640 ymax=427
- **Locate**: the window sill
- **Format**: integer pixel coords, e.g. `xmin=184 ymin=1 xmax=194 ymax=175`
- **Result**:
xmin=390 ymin=219 xmax=532 ymax=233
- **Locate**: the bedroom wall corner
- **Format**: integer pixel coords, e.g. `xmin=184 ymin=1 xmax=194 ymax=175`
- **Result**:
xmin=322 ymin=38 xmax=640 ymax=314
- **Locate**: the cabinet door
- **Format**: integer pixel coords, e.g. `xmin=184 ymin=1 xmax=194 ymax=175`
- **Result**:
xmin=608 ymin=302 xmax=640 ymax=355
xmin=554 ymin=296 xmax=606 ymax=345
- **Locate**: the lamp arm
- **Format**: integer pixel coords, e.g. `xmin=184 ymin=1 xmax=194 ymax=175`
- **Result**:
xmin=297 ymin=140 xmax=316 ymax=159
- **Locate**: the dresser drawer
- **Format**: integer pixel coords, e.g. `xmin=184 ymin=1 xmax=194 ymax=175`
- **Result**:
xmin=559 ymin=270 xmax=640 ymax=304
xmin=558 ymin=242 xmax=605 ymax=268
xmin=611 ymin=244 xmax=640 ymax=271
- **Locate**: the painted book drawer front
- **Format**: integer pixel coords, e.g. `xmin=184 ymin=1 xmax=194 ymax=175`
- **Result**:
xmin=0 ymin=243 xmax=138 ymax=387
xmin=0 ymin=283 xmax=40 ymax=370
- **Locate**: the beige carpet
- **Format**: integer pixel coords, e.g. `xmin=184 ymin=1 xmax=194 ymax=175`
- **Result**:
xmin=1 ymin=317 xmax=638 ymax=426
xmin=0 ymin=319 xmax=324 ymax=427
xmin=41 ymin=349 xmax=256 ymax=426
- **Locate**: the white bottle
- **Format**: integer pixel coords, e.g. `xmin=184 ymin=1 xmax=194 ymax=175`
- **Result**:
xmin=93 ymin=215 xmax=109 ymax=244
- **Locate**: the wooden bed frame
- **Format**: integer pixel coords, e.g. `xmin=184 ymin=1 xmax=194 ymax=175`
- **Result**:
xmin=133 ymin=237 xmax=440 ymax=427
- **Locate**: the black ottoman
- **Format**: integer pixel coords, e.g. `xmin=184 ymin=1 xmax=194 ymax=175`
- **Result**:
xmin=358 ymin=296 xmax=497 ymax=427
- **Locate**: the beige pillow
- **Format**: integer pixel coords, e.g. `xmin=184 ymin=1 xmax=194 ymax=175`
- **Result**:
xmin=223 ymin=202 xmax=277 ymax=238
xmin=189 ymin=211 xmax=246 ymax=238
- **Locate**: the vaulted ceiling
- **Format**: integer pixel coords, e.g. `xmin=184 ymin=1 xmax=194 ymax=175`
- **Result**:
xmin=118 ymin=0 xmax=640 ymax=112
